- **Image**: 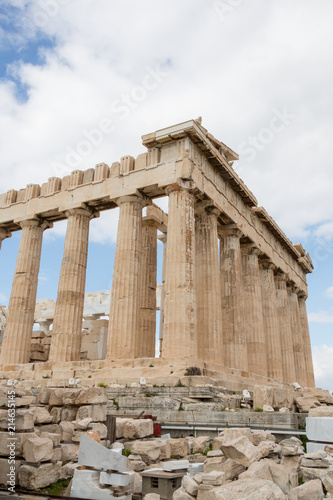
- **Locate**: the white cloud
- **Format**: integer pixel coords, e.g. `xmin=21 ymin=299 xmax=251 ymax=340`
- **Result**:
xmin=308 ymin=311 xmax=333 ymax=324
xmin=0 ymin=0 xmax=332 ymax=248
xmin=0 ymin=293 xmax=7 ymax=305
xmin=326 ymin=287 xmax=333 ymax=299
xmin=312 ymin=345 xmax=333 ymax=392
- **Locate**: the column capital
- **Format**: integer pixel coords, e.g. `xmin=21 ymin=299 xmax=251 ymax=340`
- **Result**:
xmin=274 ymin=270 xmax=289 ymax=283
xmin=297 ymin=290 xmax=308 ymax=300
xmin=0 ymin=228 xmax=12 ymax=242
xmin=259 ymin=258 xmax=276 ymax=271
xmin=241 ymin=243 xmax=261 ymax=257
xmin=19 ymin=218 xmax=53 ymax=231
xmin=65 ymin=206 xmax=99 ymax=220
xmin=116 ymin=193 xmax=149 ymax=207
xmin=218 ymin=223 xmax=243 ymax=239
xmin=165 ymin=180 xmax=194 ymax=196
xmin=195 ymin=200 xmax=220 ymax=217
xmin=287 ymin=281 xmax=300 ymax=295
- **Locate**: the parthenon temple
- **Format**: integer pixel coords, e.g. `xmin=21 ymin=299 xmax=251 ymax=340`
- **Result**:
xmin=0 ymin=119 xmax=315 ymax=389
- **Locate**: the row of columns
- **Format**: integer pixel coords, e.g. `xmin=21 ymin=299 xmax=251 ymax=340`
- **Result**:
xmin=0 ymin=186 xmax=315 ymax=387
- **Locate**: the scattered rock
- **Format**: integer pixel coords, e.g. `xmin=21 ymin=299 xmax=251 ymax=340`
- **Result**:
xmin=221 ymin=436 xmax=261 ymax=467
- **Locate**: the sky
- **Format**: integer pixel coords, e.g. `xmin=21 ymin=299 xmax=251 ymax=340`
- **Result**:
xmin=0 ymin=0 xmax=332 ymax=391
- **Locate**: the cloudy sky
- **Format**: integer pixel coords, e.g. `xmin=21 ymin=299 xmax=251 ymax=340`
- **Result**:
xmin=0 ymin=0 xmax=332 ymax=390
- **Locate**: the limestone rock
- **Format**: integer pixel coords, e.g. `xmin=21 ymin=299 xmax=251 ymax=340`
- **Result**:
xmin=263 ymin=404 xmax=274 ymax=412
xmin=192 ymin=436 xmax=212 ymax=454
xmin=220 ymin=458 xmax=246 ymax=480
xmin=123 ymin=418 xmax=154 ymax=439
xmin=48 ymin=388 xmax=79 ymax=406
xmin=32 ymin=406 xmax=54 ymax=424
xmin=19 ymin=463 xmax=61 ymax=490
xmin=258 ymin=440 xmax=276 ymax=458
xmin=241 ymin=459 xmax=298 ymax=494
xmin=207 ymin=450 xmax=223 ymax=458
xmin=129 ymin=440 xmax=161 ymax=463
xmin=169 ymin=438 xmax=190 ymax=457
xmin=251 ymin=430 xmax=276 ymax=446
xmin=59 ymin=421 xmax=75 ymax=441
xmin=201 ymin=471 xmax=226 ymax=486
xmin=221 ymin=427 xmax=252 ymax=444
xmin=212 ymin=437 xmax=224 ymax=450
xmin=182 ymin=475 xmax=199 ymax=496
xmin=153 ymin=438 xmax=171 ymax=459
xmin=76 ymin=403 xmax=106 ymax=421
xmin=221 ymin=436 xmax=261 ymax=467
xmin=303 ymin=388 xmax=333 ymax=405
xmin=0 ymin=408 xmax=34 ymax=431
xmin=173 ymin=487 xmax=196 ymax=500
xmin=75 ymin=417 xmax=93 ymax=429
xmin=300 ymin=467 xmax=333 ymax=494
xmin=144 ymin=495 xmax=160 ymax=500
xmin=206 ymin=478 xmax=286 ymax=499
xmin=0 ymin=431 xmax=38 ymax=457
xmin=296 ymin=396 xmax=321 ymax=413
xmin=287 ymin=479 xmax=324 ymax=500
xmin=74 ymin=387 xmax=108 ymax=405
xmin=61 ymin=443 xmax=79 ymax=463
xmin=301 ymin=451 xmax=331 ymax=468
xmin=281 ymin=455 xmax=302 ymax=470
xmin=204 ymin=457 xmax=226 ymax=472
xmin=309 ymin=407 xmax=333 ymax=418
xmin=39 ymin=432 xmax=61 ymax=447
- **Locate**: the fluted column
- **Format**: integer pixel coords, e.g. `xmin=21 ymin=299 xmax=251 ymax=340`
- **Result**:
xmin=158 ymin=233 xmax=167 ymax=357
xmin=274 ymin=272 xmax=296 ymax=383
xmin=137 ymin=211 xmax=159 ymax=358
xmin=219 ymin=225 xmax=247 ymax=371
xmin=49 ymin=207 xmax=97 ymax=362
xmin=106 ymin=195 xmax=145 ymax=359
xmin=0 ymin=219 xmax=51 ymax=365
xmin=288 ymin=284 xmax=308 ymax=386
xmin=195 ymin=203 xmax=223 ymax=362
xmin=259 ymin=260 xmax=283 ymax=381
xmin=241 ymin=244 xmax=267 ymax=377
xmin=0 ymin=228 xmax=11 ymax=250
xmin=298 ymin=292 xmax=315 ymax=387
xmin=162 ymin=184 xmax=196 ymax=359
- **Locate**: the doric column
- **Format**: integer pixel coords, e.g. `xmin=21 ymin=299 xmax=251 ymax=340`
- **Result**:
xmin=219 ymin=225 xmax=247 ymax=371
xmin=162 ymin=184 xmax=196 ymax=359
xmin=298 ymin=292 xmax=315 ymax=387
xmin=49 ymin=207 xmax=97 ymax=362
xmin=259 ymin=259 xmax=283 ymax=381
xmin=288 ymin=284 xmax=308 ymax=386
xmin=274 ymin=272 xmax=296 ymax=383
xmin=0 ymin=228 xmax=11 ymax=250
xmin=158 ymin=233 xmax=167 ymax=356
xmin=106 ymin=195 xmax=145 ymax=360
xmin=0 ymin=219 xmax=51 ymax=365
xmin=241 ymin=244 xmax=267 ymax=377
xmin=195 ymin=203 xmax=223 ymax=362
xmin=137 ymin=209 xmax=159 ymax=358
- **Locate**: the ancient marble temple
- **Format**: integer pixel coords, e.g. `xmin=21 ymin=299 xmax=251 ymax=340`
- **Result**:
xmin=0 ymin=119 xmax=315 ymax=387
